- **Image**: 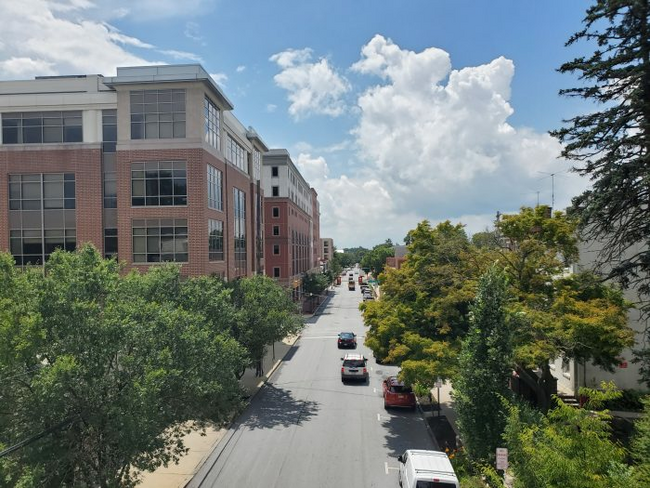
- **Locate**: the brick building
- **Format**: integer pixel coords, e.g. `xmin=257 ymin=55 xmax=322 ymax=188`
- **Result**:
xmin=263 ymin=149 xmax=320 ymax=298
xmin=321 ymin=238 xmax=334 ymax=263
xmin=0 ymin=64 xmax=268 ymax=278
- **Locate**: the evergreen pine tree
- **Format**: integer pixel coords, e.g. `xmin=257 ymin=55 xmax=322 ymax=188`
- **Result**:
xmin=551 ymin=0 xmax=650 ymax=384
xmin=454 ymin=265 xmax=513 ymax=463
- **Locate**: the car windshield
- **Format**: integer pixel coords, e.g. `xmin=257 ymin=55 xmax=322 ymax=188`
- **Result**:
xmin=416 ymin=482 xmax=457 ymax=488
xmin=340 ymin=333 xmax=354 ymax=339
xmin=343 ymin=359 xmax=365 ymax=367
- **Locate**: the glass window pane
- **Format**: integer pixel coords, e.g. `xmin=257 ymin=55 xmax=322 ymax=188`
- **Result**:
xmin=44 ymin=181 xmax=63 ymax=199
xmin=132 ymin=180 xmax=144 ymax=198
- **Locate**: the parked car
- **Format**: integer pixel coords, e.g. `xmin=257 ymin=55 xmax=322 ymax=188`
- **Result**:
xmin=341 ymin=353 xmax=368 ymax=382
xmin=397 ymin=449 xmax=459 ymax=488
xmin=337 ymin=332 xmax=357 ymax=349
xmin=363 ymin=293 xmax=374 ymax=301
xmin=382 ymin=376 xmax=416 ymax=409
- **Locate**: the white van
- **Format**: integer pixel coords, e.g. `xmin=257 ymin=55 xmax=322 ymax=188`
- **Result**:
xmin=397 ymin=449 xmax=459 ymax=488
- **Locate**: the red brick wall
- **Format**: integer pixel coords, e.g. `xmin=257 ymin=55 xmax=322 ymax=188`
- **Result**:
xmin=0 ymin=146 xmax=103 ymax=253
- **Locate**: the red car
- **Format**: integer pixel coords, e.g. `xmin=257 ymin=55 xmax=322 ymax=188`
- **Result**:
xmin=382 ymin=376 xmax=416 ymax=410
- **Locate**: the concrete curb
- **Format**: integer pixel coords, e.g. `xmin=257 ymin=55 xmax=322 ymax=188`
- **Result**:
xmin=185 ymin=333 xmax=302 ymax=488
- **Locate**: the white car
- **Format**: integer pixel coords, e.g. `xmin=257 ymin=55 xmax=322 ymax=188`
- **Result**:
xmin=398 ymin=450 xmax=459 ymax=488
xmin=340 ymin=353 xmax=368 ymax=382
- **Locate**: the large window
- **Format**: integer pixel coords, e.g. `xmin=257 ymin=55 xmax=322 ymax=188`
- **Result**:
xmin=233 ymin=188 xmax=247 ymax=273
xmin=226 ymin=135 xmax=247 ymax=173
xmin=272 ymin=186 xmax=279 ymax=197
xmin=207 ymin=164 xmax=222 ymax=210
xmin=208 ymin=219 xmax=224 ymax=261
xmin=130 ymin=89 xmax=186 ymax=140
xmin=9 ymin=173 xmax=75 ymax=210
xmin=8 ymin=173 xmax=76 ymax=265
xmin=204 ymin=97 xmax=220 ymax=150
xmin=104 ymin=228 xmax=118 ymax=259
xmin=2 ymin=111 xmax=82 ymax=144
xmin=131 ymin=161 xmax=187 ymax=206
xmin=132 ymin=218 xmax=188 ymax=263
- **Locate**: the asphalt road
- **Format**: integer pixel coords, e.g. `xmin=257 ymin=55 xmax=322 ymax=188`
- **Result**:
xmin=190 ymin=269 xmax=437 ymax=488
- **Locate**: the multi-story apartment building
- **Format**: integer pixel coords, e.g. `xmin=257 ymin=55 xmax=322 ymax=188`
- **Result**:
xmin=0 ymin=64 xmax=267 ymax=278
xmin=263 ymin=149 xmax=320 ymax=298
xmin=321 ymin=238 xmax=334 ymax=263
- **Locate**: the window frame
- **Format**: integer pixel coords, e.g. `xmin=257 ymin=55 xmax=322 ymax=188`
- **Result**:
xmin=131 ymin=161 xmax=187 ymax=207
xmin=132 ymin=218 xmax=188 ymax=264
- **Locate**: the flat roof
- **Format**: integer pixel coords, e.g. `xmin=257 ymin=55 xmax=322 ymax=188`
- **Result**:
xmin=104 ymin=64 xmax=233 ymax=110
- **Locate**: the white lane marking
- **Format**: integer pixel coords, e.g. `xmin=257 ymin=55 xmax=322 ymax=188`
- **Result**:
xmin=370 ymin=367 xmax=373 ymax=372
xmin=373 ymin=388 xmax=377 ymax=393
xmin=385 ymin=462 xmax=389 ymax=475
xmin=377 ymin=413 xmax=381 ymax=421
xmin=386 ymin=465 xmax=400 ymax=472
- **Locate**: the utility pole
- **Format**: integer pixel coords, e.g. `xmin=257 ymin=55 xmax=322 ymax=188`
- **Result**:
xmin=537 ymin=170 xmax=567 ymax=211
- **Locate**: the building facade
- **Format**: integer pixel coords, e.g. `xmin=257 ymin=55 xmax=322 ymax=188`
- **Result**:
xmin=321 ymin=238 xmax=334 ymax=263
xmin=551 ymin=238 xmax=648 ymax=394
xmin=263 ymin=149 xmax=320 ymax=298
xmin=0 ymin=64 xmax=267 ymax=278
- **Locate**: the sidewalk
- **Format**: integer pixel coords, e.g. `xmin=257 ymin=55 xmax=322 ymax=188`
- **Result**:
xmin=137 ymin=333 xmax=301 ymax=488
xmin=420 ymin=381 xmax=460 ymax=450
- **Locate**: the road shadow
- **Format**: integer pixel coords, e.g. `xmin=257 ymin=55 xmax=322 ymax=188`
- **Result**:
xmin=381 ymin=408 xmax=437 ymax=457
xmin=240 ymin=383 xmax=320 ymax=430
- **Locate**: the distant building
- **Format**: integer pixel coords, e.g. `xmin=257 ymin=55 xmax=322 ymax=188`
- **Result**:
xmin=385 ymin=245 xmax=407 ymax=270
xmin=321 ymin=238 xmax=334 ymax=262
xmin=262 ymin=149 xmax=320 ymax=299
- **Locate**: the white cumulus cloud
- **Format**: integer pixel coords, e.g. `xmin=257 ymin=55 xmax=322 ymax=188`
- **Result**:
xmin=348 ymin=35 xmax=586 ymax=238
xmin=270 ymin=48 xmax=351 ymax=119
xmin=0 ymin=0 xmax=153 ymax=78
xmin=297 ymin=36 xmax=587 ymax=247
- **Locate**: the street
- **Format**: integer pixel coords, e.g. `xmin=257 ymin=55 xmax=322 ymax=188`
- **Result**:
xmin=189 ymin=271 xmax=437 ymax=487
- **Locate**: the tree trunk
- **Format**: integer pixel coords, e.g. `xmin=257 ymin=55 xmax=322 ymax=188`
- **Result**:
xmin=514 ymin=364 xmax=556 ymax=413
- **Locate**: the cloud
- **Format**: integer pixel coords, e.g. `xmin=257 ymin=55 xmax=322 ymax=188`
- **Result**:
xmin=236 ymin=65 xmax=246 ymax=73
xmin=351 ymin=36 xmax=586 ymax=229
xmin=266 ymin=103 xmax=277 ymax=113
xmin=210 ymin=72 xmax=228 ymax=86
xmin=302 ymin=35 xmax=587 ymax=247
xmin=159 ymin=49 xmax=203 ymax=62
xmin=296 ymin=153 xmax=408 ymax=244
xmin=0 ymin=0 xmax=154 ymax=78
xmin=86 ymin=0 xmax=215 ymax=21
xmin=270 ymin=48 xmax=351 ymax=119
xmin=184 ymin=21 xmax=204 ymax=44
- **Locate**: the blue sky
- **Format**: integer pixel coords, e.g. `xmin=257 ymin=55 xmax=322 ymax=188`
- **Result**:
xmin=0 ymin=0 xmax=595 ymax=248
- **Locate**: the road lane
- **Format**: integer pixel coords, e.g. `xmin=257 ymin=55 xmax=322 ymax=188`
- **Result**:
xmin=190 ymin=272 xmax=436 ymax=488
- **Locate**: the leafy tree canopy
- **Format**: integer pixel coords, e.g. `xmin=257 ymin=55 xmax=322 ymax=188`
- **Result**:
xmin=0 ymin=245 xmax=302 ymax=486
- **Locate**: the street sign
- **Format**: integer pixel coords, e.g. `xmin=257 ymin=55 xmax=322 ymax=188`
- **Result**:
xmin=434 ymin=378 xmax=443 ymax=389
xmin=496 ymin=448 xmax=508 ymax=470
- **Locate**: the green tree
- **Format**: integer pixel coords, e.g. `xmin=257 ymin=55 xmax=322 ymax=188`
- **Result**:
xmin=363 ymin=221 xmax=476 ymax=387
xmin=495 ymin=207 xmax=633 ymax=411
xmin=503 ymin=399 xmax=631 ymax=488
xmin=228 ymin=275 xmax=303 ymax=376
xmin=0 ymin=245 xmax=247 ymax=487
xmin=302 ymin=271 xmax=329 ymax=296
xmin=454 ymin=265 xmax=514 ymax=463
xmin=631 ymin=396 xmax=650 ymax=485
xmin=360 ymin=239 xmax=395 ymax=276
xmin=551 ymin=1 xmax=650 ymax=381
